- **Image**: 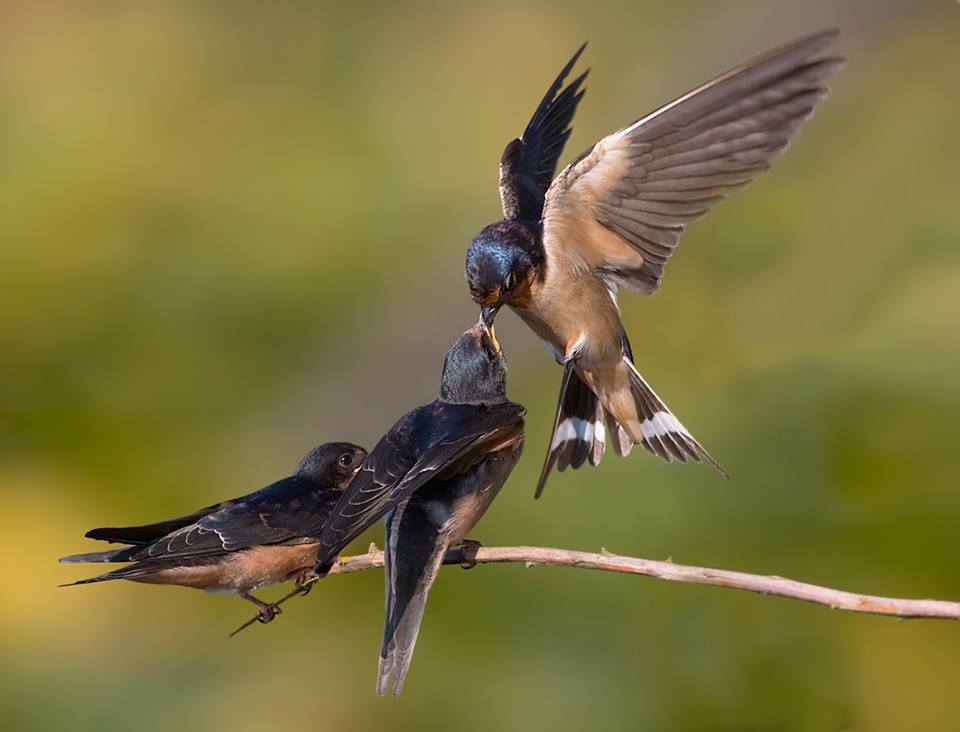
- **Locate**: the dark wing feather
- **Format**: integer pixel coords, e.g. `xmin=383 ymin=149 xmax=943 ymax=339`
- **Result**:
xmin=543 ymin=30 xmax=845 ymax=293
xmin=499 ymin=44 xmax=588 ymax=220
xmin=84 ymin=501 xmax=229 ymax=545
xmin=129 ymin=477 xmax=340 ymax=561
xmin=315 ymin=401 xmax=525 ymax=567
xmin=376 ymin=497 xmax=446 ymax=696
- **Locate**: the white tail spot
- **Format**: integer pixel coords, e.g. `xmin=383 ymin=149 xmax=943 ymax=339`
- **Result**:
xmin=551 ymin=417 xmax=603 ymax=450
xmin=639 ymin=411 xmax=687 ymax=439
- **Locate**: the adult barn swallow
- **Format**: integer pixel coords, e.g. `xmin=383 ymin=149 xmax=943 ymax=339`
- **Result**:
xmin=311 ymin=324 xmax=525 ymax=696
xmin=60 ymin=442 xmax=367 ymax=622
xmin=466 ymin=32 xmax=845 ymax=495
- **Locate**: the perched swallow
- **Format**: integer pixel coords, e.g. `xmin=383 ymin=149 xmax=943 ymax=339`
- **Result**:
xmin=308 ymin=323 xmax=525 ymax=696
xmin=466 ymin=32 xmax=845 ymax=495
xmin=59 ymin=442 xmax=367 ymax=622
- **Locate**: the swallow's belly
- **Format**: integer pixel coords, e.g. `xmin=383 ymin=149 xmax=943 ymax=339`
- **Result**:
xmin=513 ymin=275 xmax=623 ymax=367
xmin=133 ymin=543 xmax=320 ymax=591
xmin=225 ymin=543 xmax=321 ymax=589
xmin=131 ymin=561 xmax=232 ymax=590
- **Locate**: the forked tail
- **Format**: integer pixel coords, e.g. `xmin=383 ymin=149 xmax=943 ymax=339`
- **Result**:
xmin=536 ymin=354 xmax=726 ymax=496
xmin=535 ymin=363 xmax=634 ymax=498
xmin=621 ymin=358 xmax=726 ymax=475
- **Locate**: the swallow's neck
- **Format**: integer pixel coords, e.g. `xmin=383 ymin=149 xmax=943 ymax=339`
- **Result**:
xmin=439 ymin=383 xmax=507 ymax=406
xmin=439 ymin=364 xmax=508 ymax=404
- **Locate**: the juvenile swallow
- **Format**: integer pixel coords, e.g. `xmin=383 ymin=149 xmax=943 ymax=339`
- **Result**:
xmin=59 ymin=442 xmax=367 ymax=622
xmin=465 ymin=32 xmax=845 ymax=496
xmin=309 ymin=323 xmax=525 ymax=696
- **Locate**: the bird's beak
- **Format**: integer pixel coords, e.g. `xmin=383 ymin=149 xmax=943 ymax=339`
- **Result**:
xmin=477 ymin=311 xmax=501 ymax=354
xmin=480 ymin=304 xmax=500 ymax=328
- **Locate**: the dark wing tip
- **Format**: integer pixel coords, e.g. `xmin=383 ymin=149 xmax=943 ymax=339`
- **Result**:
xmin=524 ymin=42 xmax=590 ymax=135
xmin=570 ymin=40 xmax=589 ymax=66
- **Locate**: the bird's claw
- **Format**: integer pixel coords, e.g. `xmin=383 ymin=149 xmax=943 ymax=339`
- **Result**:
xmin=459 ymin=539 xmax=482 ymax=570
xmin=256 ymin=604 xmax=282 ymax=624
xmin=295 ymin=573 xmax=317 ymax=596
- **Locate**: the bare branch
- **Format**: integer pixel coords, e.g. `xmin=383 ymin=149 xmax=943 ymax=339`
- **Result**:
xmin=229 ymin=544 xmax=960 ymax=636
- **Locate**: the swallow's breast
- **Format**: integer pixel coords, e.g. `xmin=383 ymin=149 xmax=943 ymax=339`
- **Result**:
xmin=517 ymin=260 xmax=624 ymax=367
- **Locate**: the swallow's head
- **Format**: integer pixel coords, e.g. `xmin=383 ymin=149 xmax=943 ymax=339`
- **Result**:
xmin=296 ymin=442 xmax=368 ymax=488
xmin=439 ymin=322 xmax=507 ymax=405
xmin=466 ymin=224 xmax=538 ymax=328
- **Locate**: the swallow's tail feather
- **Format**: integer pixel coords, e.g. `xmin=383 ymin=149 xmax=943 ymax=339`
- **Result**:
xmin=377 ymin=504 xmax=447 ymax=697
xmin=535 ymin=363 xmax=612 ymax=498
xmin=58 ymin=563 xmax=142 ymax=587
xmin=59 ymin=570 xmax=127 ymax=587
xmin=59 ymin=558 xmax=174 ymax=587
xmin=616 ymin=357 xmax=726 ymax=475
xmin=59 ymin=546 xmax=139 ymax=564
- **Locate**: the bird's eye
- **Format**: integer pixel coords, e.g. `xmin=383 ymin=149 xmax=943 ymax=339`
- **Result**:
xmin=338 ymin=453 xmax=354 ymax=467
xmin=504 ymin=272 xmax=516 ymax=290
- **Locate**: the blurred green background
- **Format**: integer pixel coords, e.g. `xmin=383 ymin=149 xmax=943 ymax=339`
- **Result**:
xmin=3 ymin=1 xmax=959 ymax=730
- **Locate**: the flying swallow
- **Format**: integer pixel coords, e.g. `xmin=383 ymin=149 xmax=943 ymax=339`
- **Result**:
xmin=307 ymin=323 xmax=525 ymax=696
xmin=465 ymin=32 xmax=845 ymax=496
xmin=59 ymin=442 xmax=367 ymax=623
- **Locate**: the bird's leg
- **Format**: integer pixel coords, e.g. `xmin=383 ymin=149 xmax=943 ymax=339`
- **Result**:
xmin=457 ymin=539 xmax=482 ymax=570
xmin=237 ymin=590 xmax=283 ymax=624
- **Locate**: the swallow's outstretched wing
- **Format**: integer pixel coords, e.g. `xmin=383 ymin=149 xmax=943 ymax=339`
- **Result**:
xmin=541 ymin=30 xmax=844 ymax=294
xmin=499 ymin=44 xmax=588 ymax=221
xmin=315 ymin=401 xmax=525 ymax=568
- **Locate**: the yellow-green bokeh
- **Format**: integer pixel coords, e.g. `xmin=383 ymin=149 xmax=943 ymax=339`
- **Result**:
xmin=2 ymin=2 xmax=959 ymax=730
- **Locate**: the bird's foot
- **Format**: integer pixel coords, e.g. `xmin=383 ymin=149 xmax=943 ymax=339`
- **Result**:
xmin=239 ymin=590 xmax=283 ymax=625
xmin=256 ymin=603 xmax=282 ymax=624
xmin=294 ymin=571 xmax=318 ymax=596
xmin=458 ymin=539 xmax=482 ymax=570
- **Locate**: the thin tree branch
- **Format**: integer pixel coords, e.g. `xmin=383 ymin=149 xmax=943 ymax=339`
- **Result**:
xmin=229 ymin=544 xmax=960 ymax=636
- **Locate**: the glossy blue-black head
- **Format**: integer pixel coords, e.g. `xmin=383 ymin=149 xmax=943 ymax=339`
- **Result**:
xmin=296 ymin=442 xmax=367 ymax=488
xmin=465 ymin=223 xmax=538 ymax=326
xmin=440 ymin=323 xmax=507 ymax=405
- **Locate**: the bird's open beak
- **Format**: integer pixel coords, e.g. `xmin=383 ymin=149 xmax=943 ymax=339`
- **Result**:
xmin=477 ymin=310 xmax=501 ymax=354
xmin=481 ymin=304 xmax=500 ymax=328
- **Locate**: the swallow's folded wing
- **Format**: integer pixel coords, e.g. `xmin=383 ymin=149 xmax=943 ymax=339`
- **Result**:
xmin=541 ymin=30 xmax=844 ymax=293
xmin=499 ymin=44 xmax=588 ymax=221
xmin=316 ymin=401 xmax=525 ymax=567
xmin=84 ymin=501 xmax=232 ymax=545
xmin=129 ymin=477 xmax=340 ymax=561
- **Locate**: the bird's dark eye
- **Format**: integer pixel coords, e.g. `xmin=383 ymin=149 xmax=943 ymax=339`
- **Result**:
xmin=338 ymin=453 xmax=354 ymax=467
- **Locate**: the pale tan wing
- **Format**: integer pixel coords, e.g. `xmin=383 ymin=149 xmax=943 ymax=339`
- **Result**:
xmin=542 ymin=30 xmax=845 ymax=293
